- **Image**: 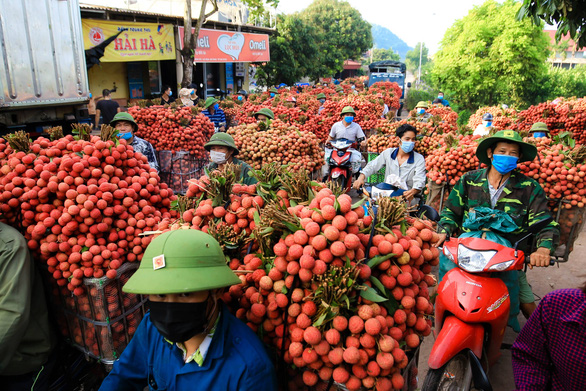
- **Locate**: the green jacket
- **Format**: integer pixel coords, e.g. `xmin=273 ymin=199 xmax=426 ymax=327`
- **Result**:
xmin=0 ymin=223 xmax=55 ymax=376
xmin=207 ymin=157 xmax=258 ymax=186
xmin=439 ymin=169 xmax=559 ymax=253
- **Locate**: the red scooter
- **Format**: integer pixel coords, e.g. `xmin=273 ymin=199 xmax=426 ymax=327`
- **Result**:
xmin=422 ymin=219 xmax=552 ymax=390
xmin=327 ymin=138 xmax=355 ymax=191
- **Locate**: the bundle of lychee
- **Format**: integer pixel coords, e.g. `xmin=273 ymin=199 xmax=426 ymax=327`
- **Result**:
xmin=127 ymin=105 xmax=214 ymax=158
xmin=368 ymin=81 xmax=402 ymax=110
xmin=221 ymin=187 xmax=439 ymax=391
xmin=425 ymin=133 xmax=482 ymax=185
xmin=0 ymin=129 xmax=176 ymax=295
xmin=467 ymin=105 xmax=519 ymax=131
xmin=227 ymin=120 xmax=324 ymax=172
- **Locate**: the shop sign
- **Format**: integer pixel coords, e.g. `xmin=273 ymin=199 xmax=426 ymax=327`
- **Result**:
xmin=82 ymin=19 xmax=176 ymax=62
xmin=178 ymin=27 xmax=270 ymax=63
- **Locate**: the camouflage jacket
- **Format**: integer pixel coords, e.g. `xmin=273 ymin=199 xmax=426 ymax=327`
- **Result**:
xmin=439 ymin=169 xmax=559 ymax=252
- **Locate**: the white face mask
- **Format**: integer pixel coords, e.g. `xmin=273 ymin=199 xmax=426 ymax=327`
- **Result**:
xmin=210 ymin=150 xmax=227 ymax=164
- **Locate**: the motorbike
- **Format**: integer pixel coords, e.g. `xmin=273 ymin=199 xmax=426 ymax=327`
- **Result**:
xmin=422 ymin=218 xmax=553 ymax=391
xmin=326 ymin=138 xmax=355 ymax=190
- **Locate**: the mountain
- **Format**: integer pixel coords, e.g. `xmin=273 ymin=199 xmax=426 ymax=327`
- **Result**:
xmin=371 ymin=24 xmax=412 ymax=60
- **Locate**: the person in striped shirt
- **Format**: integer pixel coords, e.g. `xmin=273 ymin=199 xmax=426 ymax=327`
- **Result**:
xmin=202 ymin=97 xmax=226 ymax=132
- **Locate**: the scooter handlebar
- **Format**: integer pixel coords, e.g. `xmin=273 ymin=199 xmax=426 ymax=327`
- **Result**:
xmin=524 ymin=256 xmax=556 ymax=267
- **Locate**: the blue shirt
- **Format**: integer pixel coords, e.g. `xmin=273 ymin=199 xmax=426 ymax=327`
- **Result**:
xmin=202 ymin=108 xmax=227 ymax=128
xmin=99 ymin=305 xmax=277 ymax=391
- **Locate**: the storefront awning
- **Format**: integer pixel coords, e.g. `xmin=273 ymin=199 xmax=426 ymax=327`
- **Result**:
xmin=178 ymin=27 xmax=270 ymax=63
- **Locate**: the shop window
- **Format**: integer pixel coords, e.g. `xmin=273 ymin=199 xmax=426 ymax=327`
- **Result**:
xmin=149 ymin=61 xmax=161 ymax=94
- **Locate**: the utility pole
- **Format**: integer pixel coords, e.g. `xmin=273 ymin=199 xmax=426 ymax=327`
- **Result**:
xmin=417 ymin=42 xmax=423 ymax=87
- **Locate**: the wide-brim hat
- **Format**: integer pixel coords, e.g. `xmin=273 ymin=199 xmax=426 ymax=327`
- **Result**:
xmin=254 ymin=107 xmax=274 ymax=120
xmin=123 ymin=230 xmax=241 ymax=295
xmin=316 ymin=93 xmax=326 ymax=99
xmin=204 ymin=97 xmax=218 ymax=108
xmin=204 ymin=132 xmax=239 ymax=155
xmin=476 ymin=130 xmax=537 ymax=166
xmin=415 ymin=101 xmax=429 ymax=109
xmin=110 ymin=112 xmax=138 ymax=131
xmin=530 ymin=122 xmax=549 ymax=133
xmin=269 ymin=87 xmax=278 ymax=94
xmin=341 ymin=106 xmax=356 ymax=116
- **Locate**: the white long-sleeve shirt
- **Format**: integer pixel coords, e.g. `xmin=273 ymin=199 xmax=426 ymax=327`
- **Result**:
xmin=361 ymin=147 xmax=427 ymax=190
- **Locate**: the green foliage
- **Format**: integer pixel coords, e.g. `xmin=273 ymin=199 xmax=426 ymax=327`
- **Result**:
xmin=371 ymin=48 xmax=401 ymax=62
xmin=534 ymin=65 xmax=586 ymax=102
xmin=457 ymin=109 xmax=472 ymax=128
xmin=300 ymin=0 xmax=373 ymax=80
xmin=405 ymin=42 xmax=430 ymax=72
xmin=405 ymin=88 xmax=437 ymax=111
xmin=431 ymin=0 xmax=551 ymax=110
xmin=517 ymin=0 xmax=586 ymax=48
xmin=255 ymin=14 xmax=320 ymax=86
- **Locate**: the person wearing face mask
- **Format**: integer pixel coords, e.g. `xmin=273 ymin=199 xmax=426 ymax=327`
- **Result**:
xmin=204 ymin=133 xmax=257 ymax=185
xmin=434 ymin=130 xmax=559 ymax=319
xmin=437 ymin=91 xmax=450 ymax=107
xmin=323 ymin=106 xmax=366 ymax=178
xmin=284 ymin=96 xmax=297 ymax=108
xmin=178 ymin=88 xmax=197 ymax=107
xmin=353 ymin=124 xmax=426 ymax=203
xmin=268 ymin=87 xmax=278 ymax=99
xmin=202 ymin=97 xmax=227 ymax=132
xmin=253 ymin=108 xmax=274 ymax=127
xmin=529 ymin=122 xmax=549 ymax=139
xmin=317 ymin=93 xmax=327 ymax=114
xmin=413 ymin=101 xmax=431 ymax=123
xmin=236 ymin=89 xmax=248 ymax=102
xmin=110 ymin=112 xmax=159 ymax=172
xmin=98 ymin=229 xmax=277 ymax=391
xmin=161 ymin=84 xmax=175 ymax=105
xmin=474 ymin=113 xmax=495 ymax=136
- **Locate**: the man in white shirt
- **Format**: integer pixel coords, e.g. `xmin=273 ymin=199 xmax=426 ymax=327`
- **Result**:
xmin=324 ymin=106 xmax=366 ymax=176
xmin=353 ymin=124 xmax=426 ymax=202
xmin=474 ymin=113 xmax=494 ymax=136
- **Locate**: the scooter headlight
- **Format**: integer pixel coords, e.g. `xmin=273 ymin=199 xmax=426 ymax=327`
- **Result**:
xmin=443 ymin=246 xmax=454 ymax=262
xmin=487 ymin=260 xmax=515 ymax=272
xmin=457 ymin=245 xmax=497 ymax=273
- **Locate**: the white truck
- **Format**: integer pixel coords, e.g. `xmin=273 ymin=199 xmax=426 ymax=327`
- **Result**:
xmin=0 ymin=0 xmax=89 ymax=136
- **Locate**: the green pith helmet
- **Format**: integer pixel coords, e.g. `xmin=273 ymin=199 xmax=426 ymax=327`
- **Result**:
xmin=204 ymin=132 xmax=239 ymax=155
xmin=110 ymin=112 xmax=138 ymax=131
xmin=476 ymin=130 xmax=537 ymax=166
xmin=530 ymin=122 xmax=549 ymax=133
xmin=335 ymin=86 xmax=344 ymax=93
xmin=269 ymin=87 xmax=278 ymax=94
xmin=316 ymin=93 xmax=326 ymax=100
xmin=204 ymin=97 xmax=218 ymax=109
xmin=340 ymin=106 xmax=356 ymax=116
xmin=254 ymin=107 xmax=274 ymax=120
xmin=415 ymin=101 xmax=429 ymax=109
xmin=122 ymin=230 xmax=241 ymax=295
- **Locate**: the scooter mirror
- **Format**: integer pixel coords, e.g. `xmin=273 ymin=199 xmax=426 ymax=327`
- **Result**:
xmin=417 ymin=205 xmax=440 ymax=222
xmin=512 ymin=217 xmax=553 ymax=252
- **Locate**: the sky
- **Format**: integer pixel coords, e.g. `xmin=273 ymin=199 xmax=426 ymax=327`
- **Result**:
xmin=275 ymin=0 xmax=489 ymax=54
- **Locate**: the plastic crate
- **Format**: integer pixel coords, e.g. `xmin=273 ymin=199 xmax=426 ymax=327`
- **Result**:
xmin=365 ymin=152 xmax=385 ymax=184
xmin=47 ymin=262 xmax=147 ymax=365
xmin=158 ymin=150 xmax=208 ymax=195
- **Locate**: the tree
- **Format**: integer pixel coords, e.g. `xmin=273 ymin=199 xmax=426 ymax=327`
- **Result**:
xmin=431 ymin=0 xmax=551 ymax=110
xmin=300 ymin=0 xmax=373 ymax=80
xmin=517 ymin=0 xmax=586 ymax=48
xmin=405 ymin=43 xmax=430 ymax=72
xmin=371 ymin=48 xmax=400 ymax=62
xmin=255 ymin=14 xmax=320 ymax=86
xmin=180 ymin=0 xmax=278 ymax=87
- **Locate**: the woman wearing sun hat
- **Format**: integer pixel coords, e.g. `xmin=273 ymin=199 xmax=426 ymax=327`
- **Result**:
xmin=99 ymin=230 xmax=276 ymax=390
xmin=434 ymin=130 xmax=559 ymax=319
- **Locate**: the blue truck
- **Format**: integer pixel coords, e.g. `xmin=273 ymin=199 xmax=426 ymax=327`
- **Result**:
xmin=368 ymin=61 xmax=410 ymax=116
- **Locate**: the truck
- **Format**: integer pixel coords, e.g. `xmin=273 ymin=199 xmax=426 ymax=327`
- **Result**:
xmin=368 ymin=60 xmax=410 ymax=116
xmin=0 ymin=0 xmax=89 ymax=136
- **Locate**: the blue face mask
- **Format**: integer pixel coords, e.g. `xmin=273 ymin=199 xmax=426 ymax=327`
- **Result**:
xmin=533 ymin=132 xmax=546 ymax=138
xmin=344 ymin=116 xmax=354 ymax=123
xmin=417 ymin=108 xmax=425 ymax=115
xmin=117 ymin=131 xmax=132 ymax=140
xmin=168 ymin=90 xmax=172 ymax=97
xmin=401 ymin=141 xmax=415 ymax=153
xmin=270 ymin=93 xmax=275 ymax=98
xmin=237 ymin=96 xmax=243 ymax=101
xmin=485 ymin=121 xmax=492 ymax=127
xmin=213 ymin=103 xmax=219 ymax=111
xmin=438 ymin=96 xmax=443 ymax=100
xmin=319 ymin=99 xmax=326 ymax=104
xmin=492 ymin=154 xmax=519 ymax=175
xmin=89 ymin=93 xmax=92 ymax=98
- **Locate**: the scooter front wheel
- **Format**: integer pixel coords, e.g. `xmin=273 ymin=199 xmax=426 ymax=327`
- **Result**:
xmin=422 ymin=352 xmax=474 ymax=391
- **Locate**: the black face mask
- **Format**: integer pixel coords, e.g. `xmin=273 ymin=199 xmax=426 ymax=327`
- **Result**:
xmin=148 ymin=297 xmax=214 ymax=343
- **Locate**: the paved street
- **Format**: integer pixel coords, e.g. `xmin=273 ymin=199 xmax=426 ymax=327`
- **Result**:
xmin=416 ymin=224 xmax=586 ymax=390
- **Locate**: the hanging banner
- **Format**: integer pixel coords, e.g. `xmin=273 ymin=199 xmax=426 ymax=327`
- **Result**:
xmin=82 ymin=19 xmax=176 ymax=62
xmin=178 ymin=27 xmax=270 ymax=63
